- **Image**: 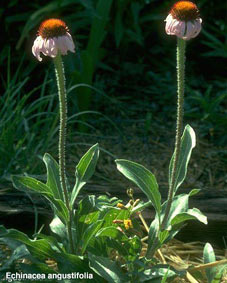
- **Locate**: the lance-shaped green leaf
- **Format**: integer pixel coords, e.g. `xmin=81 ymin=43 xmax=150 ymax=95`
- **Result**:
xmin=12 ymin=175 xmax=52 ymax=194
xmin=147 ymin=191 xmax=207 ymax=257
xmin=115 ymin=159 xmax=161 ymax=217
xmin=171 ymin=208 xmax=207 ymax=226
xmin=43 ymin=153 xmax=64 ymax=201
xmin=12 ymin=176 xmax=69 ymax=224
xmin=57 ymin=253 xmax=104 ymax=282
xmin=95 ymin=226 xmax=129 ymax=242
xmin=0 ymin=226 xmax=58 ymax=260
xmin=203 ymin=243 xmax=219 ymax=283
xmin=147 ymin=192 xmax=195 ymax=256
xmin=131 ymin=200 xmax=152 ymax=214
xmin=49 ymin=216 xmax=67 ymax=242
xmin=169 ymin=124 xmax=196 ymax=194
xmin=70 ymin=144 xmax=99 ymax=206
xmin=89 ymin=253 xmax=129 ymax=283
xmin=138 ymin=265 xmax=183 ymax=282
xmin=80 ymin=220 xmax=103 ymax=255
xmin=75 ymin=195 xmax=100 ymax=241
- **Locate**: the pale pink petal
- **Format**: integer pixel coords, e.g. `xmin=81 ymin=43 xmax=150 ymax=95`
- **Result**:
xmin=184 ymin=22 xmax=195 ymax=39
xmin=168 ymin=19 xmax=178 ymax=34
xmin=38 ymin=36 xmax=44 ymax=49
xmin=42 ymin=38 xmax=57 ymax=57
xmin=173 ymin=21 xmax=185 ymax=38
xmin=49 ymin=38 xmax=57 ymax=52
xmin=165 ymin=14 xmax=175 ymax=34
xmin=49 ymin=38 xmax=58 ymax=57
xmin=178 ymin=21 xmax=186 ymax=38
xmin=64 ymin=35 xmax=75 ymax=53
xmin=165 ymin=13 xmax=202 ymax=40
xmin=32 ymin=36 xmax=44 ymax=61
xmin=32 ymin=32 xmax=75 ymax=61
xmin=191 ymin=19 xmax=202 ymax=38
xmin=56 ymin=36 xmax=68 ymax=55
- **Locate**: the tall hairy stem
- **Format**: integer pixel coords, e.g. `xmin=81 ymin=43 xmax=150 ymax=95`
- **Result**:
xmin=162 ymin=37 xmax=186 ymax=229
xmin=53 ymin=53 xmax=75 ymax=253
xmin=147 ymin=38 xmax=186 ymax=259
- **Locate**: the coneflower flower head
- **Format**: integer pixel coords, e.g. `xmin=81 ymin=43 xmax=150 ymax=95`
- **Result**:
xmin=32 ymin=19 xmax=75 ymax=61
xmin=165 ymin=1 xmax=202 ymax=40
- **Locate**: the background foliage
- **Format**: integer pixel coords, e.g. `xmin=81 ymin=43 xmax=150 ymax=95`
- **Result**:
xmin=1 ymin=0 xmax=226 ymax=184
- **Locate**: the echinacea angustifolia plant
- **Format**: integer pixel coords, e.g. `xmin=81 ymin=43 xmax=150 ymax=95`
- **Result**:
xmin=1 ymin=2 xmax=226 ymax=283
xmin=116 ymin=0 xmax=208 ymax=274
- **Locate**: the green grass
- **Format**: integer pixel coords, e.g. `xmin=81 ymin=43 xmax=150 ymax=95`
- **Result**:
xmin=0 ymin=53 xmax=59 ymax=183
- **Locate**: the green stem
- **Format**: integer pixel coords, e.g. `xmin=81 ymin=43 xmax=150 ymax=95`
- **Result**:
xmin=162 ymin=37 xmax=186 ymax=230
xmin=148 ymin=38 xmax=186 ymax=259
xmin=53 ymin=53 xmax=75 ymax=254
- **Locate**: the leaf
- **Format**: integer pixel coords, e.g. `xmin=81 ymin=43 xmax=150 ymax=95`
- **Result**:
xmin=71 ymin=144 xmax=99 ymax=206
xmin=95 ymin=226 xmax=128 ymax=242
xmin=12 ymin=175 xmax=52 ymax=194
xmin=89 ymin=253 xmax=129 ymax=283
xmin=34 ymin=233 xmax=64 ymax=253
xmin=73 ymin=51 xmax=94 ymax=113
xmin=43 ymin=153 xmax=64 ymax=201
xmin=75 ymin=143 xmax=99 ymax=182
xmin=75 ymin=195 xmax=100 ymax=241
xmin=80 ymin=220 xmax=103 ymax=254
xmin=114 ymin=12 xmax=124 ymax=47
xmin=212 ymin=265 xmax=227 ymax=283
xmin=203 ymin=243 xmax=217 ymax=283
xmin=126 ymin=236 xmax=142 ymax=261
xmin=171 ymin=208 xmax=207 ymax=226
xmin=114 ymin=0 xmax=130 ymax=47
xmin=147 ymin=194 xmax=191 ymax=255
xmin=0 ymin=227 xmax=103 ymax=282
xmin=115 ymin=159 xmax=161 ymax=217
xmin=56 ymin=253 xmax=104 ymax=282
xmin=94 ymin=195 xmax=120 ymax=211
xmin=12 ymin=176 xmax=69 ymax=224
xmin=131 ymin=200 xmax=152 ymax=214
xmin=0 ymin=244 xmax=29 ymax=271
xmin=19 ymin=262 xmax=56 ymax=281
xmin=73 ymin=0 xmax=113 ymax=113
xmin=138 ymin=265 xmax=182 ymax=282
xmin=0 ymin=226 xmax=58 ymax=260
xmin=158 ymin=230 xmax=169 ymax=244
xmin=161 ymin=267 xmax=171 ymax=283
xmin=87 ymin=0 xmax=113 ymax=64
xmin=148 ymin=193 xmax=207 ymax=258
xmin=49 ymin=216 xmax=67 ymax=242
xmin=101 ymin=207 xmax=130 ymax=227
xmin=169 ymin=124 xmax=196 ymax=194
xmin=189 ymin=188 xmax=201 ymax=196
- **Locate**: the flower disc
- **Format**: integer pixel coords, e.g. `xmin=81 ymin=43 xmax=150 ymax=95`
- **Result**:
xmin=171 ymin=1 xmax=200 ymax=21
xmin=38 ymin=19 xmax=69 ymax=39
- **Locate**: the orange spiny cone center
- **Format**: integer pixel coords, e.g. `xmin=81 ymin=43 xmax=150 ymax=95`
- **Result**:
xmin=38 ymin=19 xmax=69 ymax=39
xmin=171 ymin=1 xmax=200 ymax=21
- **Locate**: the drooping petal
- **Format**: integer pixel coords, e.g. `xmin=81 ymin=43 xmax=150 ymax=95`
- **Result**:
xmin=191 ymin=18 xmax=202 ymax=38
xmin=32 ymin=19 xmax=75 ymax=61
xmin=179 ymin=21 xmax=186 ymax=38
xmin=165 ymin=12 xmax=202 ymax=40
xmin=56 ymin=36 xmax=68 ymax=55
xmin=64 ymin=34 xmax=75 ymax=53
xmin=184 ymin=21 xmax=195 ymax=39
xmin=32 ymin=36 xmax=44 ymax=61
xmin=165 ymin=14 xmax=175 ymax=34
